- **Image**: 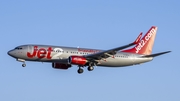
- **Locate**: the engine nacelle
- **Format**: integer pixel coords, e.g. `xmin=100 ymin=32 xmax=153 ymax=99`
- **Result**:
xmin=52 ymin=63 xmax=71 ymax=69
xmin=68 ymin=56 xmax=88 ymax=66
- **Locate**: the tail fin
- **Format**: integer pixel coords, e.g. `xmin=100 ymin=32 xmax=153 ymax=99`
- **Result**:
xmin=122 ymin=26 xmax=158 ymax=55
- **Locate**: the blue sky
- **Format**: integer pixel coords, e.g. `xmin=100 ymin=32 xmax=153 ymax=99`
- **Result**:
xmin=1 ymin=0 xmax=180 ymax=101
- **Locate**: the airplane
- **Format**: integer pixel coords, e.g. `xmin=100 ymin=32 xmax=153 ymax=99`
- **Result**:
xmin=7 ymin=26 xmax=171 ymax=74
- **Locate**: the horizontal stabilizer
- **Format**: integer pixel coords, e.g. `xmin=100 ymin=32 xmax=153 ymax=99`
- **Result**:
xmin=142 ymin=51 xmax=171 ymax=58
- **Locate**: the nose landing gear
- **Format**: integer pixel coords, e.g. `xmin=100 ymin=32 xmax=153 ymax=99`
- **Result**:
xmin=17 ymin=59 xmax=26 ymax=67
xmin=22 ymin=63 xmax=26 ymax=67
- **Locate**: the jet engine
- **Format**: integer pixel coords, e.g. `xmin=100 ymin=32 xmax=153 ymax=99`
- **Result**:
xmin=68 ymin=56 xmax=88 ymax=66
xmin=52 ymin=63 xmax=71 ymax=69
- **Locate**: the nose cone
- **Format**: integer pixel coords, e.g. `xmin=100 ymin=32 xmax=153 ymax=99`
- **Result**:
xmin=7 ymin=50 xmax=13 ymax=57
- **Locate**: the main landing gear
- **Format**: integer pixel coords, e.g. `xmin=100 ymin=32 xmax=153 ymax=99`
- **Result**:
xmin=77 ymin=65 xmax=95 ymax=74
xmin=77 ymin=67 xmax=84 ymax=74
xmin=87 ymin=66 xmax=94 ymax=71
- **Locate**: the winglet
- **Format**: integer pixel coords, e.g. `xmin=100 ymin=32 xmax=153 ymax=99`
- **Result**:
xmin=133 ymin=32 xmax=143 ymax=44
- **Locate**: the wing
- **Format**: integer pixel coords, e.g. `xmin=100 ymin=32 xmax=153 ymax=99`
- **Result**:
xmin=84 ymin=32 xmax=143 ymax=60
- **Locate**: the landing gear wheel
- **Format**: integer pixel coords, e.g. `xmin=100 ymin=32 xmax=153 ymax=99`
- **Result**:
xmin=77 ymin=68 xmax=84 ymax=74
xmin=88 ymin=66 xmax=94 ymax=71
xmin=22 ymin=64 xmax=26 ymax=67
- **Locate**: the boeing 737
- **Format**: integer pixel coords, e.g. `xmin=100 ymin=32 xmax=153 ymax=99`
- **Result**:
xmin=8 ymin=26 xmax=171 ymax=74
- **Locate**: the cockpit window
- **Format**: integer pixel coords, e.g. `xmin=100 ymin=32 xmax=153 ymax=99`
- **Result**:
xmin=15 ymin=47 xmax=23 ymax=50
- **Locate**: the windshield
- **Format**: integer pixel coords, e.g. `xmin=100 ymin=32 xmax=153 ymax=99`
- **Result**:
xmin=15 ymin=47 xmax=23 ymax=50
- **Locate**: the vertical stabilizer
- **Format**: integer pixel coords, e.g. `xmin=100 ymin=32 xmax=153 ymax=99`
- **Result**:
xmin=122 ymin=26 xmax=157 ymax=55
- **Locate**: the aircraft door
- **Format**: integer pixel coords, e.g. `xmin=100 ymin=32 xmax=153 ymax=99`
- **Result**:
xmin=28 ymin=45 xmax=33 ymax=53
xmin=28 ymin=45 xmax=30 ymax=52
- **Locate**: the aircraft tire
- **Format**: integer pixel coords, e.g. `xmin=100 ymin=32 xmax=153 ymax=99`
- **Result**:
xmin=77 ymin=68 xmax=84 ymax=74
xmin=22 ymin=64 xmax=26 ymax=67
xmin=87 ymin=66 xmax=94 ymax=71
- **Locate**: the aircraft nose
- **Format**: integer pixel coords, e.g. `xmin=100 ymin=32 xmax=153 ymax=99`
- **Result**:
xmin=7 ymin=50 xmax=13 ymax=56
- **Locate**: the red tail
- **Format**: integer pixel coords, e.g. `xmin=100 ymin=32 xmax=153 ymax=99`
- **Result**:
xmin=122 ymin=26 xmax=158 ymax=55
